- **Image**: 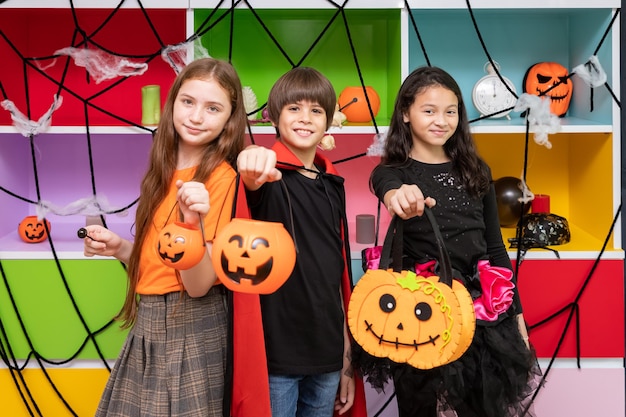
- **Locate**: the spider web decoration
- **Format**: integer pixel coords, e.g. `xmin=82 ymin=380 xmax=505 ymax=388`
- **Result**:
xmin=0 ymin=0 xmax=623 ymax=416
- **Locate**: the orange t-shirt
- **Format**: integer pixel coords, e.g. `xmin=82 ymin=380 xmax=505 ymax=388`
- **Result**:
xmin=136 ymin=162 xmax=237 ymax=295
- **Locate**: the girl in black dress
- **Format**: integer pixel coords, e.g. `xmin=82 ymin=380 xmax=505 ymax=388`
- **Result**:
xmin=353 ymin=66 xmax=540 ymax=417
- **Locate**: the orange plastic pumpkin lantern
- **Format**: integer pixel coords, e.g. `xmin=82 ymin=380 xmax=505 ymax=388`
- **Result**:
xmin=338 ymin=86 xmax=381 ymax=123
xmin=348 ymin=269 xmax=475 ymax=370
xmin=18 ymin=215 xmax=51 ymax=243
xmin=157 ymin=222 xmax=206 ymax=270
xmin=212 ymin=218 xmax=296 ymax=294
xmin=523 ymin=62 xmax=573 ymax=117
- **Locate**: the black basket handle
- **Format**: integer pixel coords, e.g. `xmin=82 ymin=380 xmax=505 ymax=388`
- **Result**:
xmin=378 ymin=207 xmax=453 ymax=287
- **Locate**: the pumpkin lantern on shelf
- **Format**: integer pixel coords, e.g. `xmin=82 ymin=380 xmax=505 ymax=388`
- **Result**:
xmin=18 ymin=215 xmax=51 ymax=243
xmin=338 ymin=86 xmax=381 ymax=123
xmin=523 ymin=61 xmax=573 ymax=117
xmin=157 ymin=222 xmax=206 ymax=270
xmin=212 ymin=218 xmax=296 ymax=294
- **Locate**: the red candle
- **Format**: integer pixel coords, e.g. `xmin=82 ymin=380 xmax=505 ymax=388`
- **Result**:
xmin=532 ymin=194 xmax=550 ymax=214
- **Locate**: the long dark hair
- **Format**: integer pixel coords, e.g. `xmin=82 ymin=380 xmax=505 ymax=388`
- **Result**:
xmin=379 ymin=66 xmax=489 ymax=197
xmin=119 ymin=58 xmax=246 ymax=328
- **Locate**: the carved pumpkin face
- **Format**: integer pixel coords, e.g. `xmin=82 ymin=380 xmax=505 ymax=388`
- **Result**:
xmin=523 ymin=62 xmax=573 ymax=117
xmin=157 ymin=222 xmax=205 ymax=270
xmin=18 ymin=215 xmax=51 ymax=243
xmin=337 ymin=86 xmax=381 ymax=123
xmin=212 ymin=218 xmax=296 ymax=294
xmin=348 ymin=269 xmax=475 ymax=369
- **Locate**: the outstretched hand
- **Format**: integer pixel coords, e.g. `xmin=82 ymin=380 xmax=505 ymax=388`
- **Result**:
xmin=386 ymin=184 xmax=437 ymax=219
xmin=237 ymin=145 xmax=282 ymax=190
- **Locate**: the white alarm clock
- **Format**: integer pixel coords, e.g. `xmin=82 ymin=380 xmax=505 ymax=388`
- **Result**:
xmin=472 ymin=61 xmax=518 ymax=120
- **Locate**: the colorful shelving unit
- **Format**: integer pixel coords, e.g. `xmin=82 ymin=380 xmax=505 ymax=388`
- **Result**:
xmin=0 ymin=1 xmax=622 ymax=416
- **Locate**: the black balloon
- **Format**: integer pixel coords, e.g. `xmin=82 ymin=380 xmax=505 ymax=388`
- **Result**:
xmin=494 ymin=176 xmax=531 ymax=227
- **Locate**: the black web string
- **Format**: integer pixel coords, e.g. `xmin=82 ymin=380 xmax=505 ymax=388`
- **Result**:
xmin=404 ymin=0 xmax=430 ymax=67
xmin=463 ymin=0 xmax=519 ymax=122
xmin=0 ymin=1 xmax=622 ymax=416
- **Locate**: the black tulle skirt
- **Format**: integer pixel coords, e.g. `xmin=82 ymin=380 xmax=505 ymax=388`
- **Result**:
xmin=352 ymin=315 xmax=542 ymax=417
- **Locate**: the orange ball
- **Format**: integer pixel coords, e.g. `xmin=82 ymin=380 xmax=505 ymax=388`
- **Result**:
xmin=338 ymin=86 xmax=381 ymax=123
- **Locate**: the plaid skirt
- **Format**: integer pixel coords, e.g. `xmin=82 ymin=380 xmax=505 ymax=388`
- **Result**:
xmin=96 ymin=287 xmax=228 ymax=417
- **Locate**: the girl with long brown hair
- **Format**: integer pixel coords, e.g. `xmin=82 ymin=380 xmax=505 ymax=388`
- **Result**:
xmin=83 ymin=57 xmax=246 ymax=417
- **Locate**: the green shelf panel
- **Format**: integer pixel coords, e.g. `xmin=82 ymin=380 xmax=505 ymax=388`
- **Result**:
xmin=0 ymin=259 xmax=128 ymax=360
xmin=195 ymin=8 xmax=401 ymax=126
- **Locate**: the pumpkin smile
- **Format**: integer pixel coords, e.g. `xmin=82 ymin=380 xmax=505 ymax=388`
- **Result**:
xmin=25 ymin=229 xmax=46 ymax=240
xmin=220 ymin=253 xmax=273 ymax=284
xmin=532 ymin=89 xmax=568 ymax=102
xmin=157 ymin=242 xmax=185 ymax=263
xmin=364 ymin=319 xmax=440 ymax=349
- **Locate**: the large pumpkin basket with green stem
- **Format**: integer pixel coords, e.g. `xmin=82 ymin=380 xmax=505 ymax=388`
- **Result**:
xmin=348 ymin=208 xmax=476 ymax=370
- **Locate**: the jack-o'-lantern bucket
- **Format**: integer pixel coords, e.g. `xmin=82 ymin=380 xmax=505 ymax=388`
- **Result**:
xmin=157 ymin=221 xmax=206 ymax=270
xmin=18 ymin=215 xmax=51 ymax=243
xmin=348 ymin=210 xmax=475 ymax=369
xmin=212 ymin=218 xmax=296 ymax=294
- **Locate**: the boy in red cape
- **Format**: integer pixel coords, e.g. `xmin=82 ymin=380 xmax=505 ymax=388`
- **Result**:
xmin=236 ymin=67 xmax=367 ymax=417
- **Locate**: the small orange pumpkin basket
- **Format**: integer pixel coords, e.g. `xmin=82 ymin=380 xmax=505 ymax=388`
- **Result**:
xmin=17 ymin=215 xmax=51 ymax=243
xmin=348 ymin=209 xmax=475 ymax=370
xmin=156 ymin=221 xmax=206 ymax=270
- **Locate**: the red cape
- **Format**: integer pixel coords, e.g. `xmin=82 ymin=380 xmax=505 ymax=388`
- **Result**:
xmin=229 ymin=177 xmax=272 ymax=417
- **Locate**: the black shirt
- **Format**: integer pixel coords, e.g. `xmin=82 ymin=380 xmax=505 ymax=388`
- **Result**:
xmin=246 ymin=167 xmax=347 ymax=374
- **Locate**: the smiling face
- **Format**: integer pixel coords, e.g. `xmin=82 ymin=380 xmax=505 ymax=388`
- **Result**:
xmin=348 ymin=269 xmax=475 ymax=369
xmin=274 ymin=100 xmax=328 ymax=162
xmin=403 ymin=85 xmax=458 ymax=162
xmin=173 ymin=77 xmax=232 ymax=165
